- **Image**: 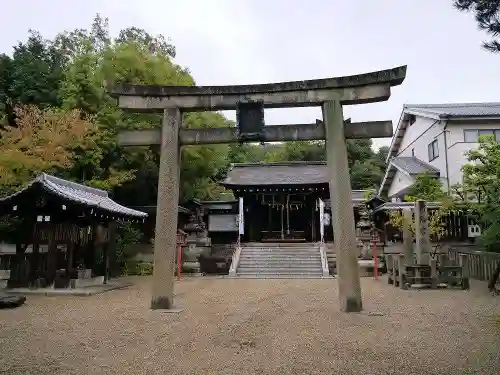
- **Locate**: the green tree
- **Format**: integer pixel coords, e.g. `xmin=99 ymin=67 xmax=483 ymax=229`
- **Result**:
xmin=0 ymin=105 xmax=96 ymax=194
xmin=54 ymin=14 xmax=230 ymax=201
xmin=454 ymin=0 xmax=500 ymax=52
xmin=404 ymin=173 xmax=447 ymax=202
xmin=462 ymin=136 xmax=500 ymax=251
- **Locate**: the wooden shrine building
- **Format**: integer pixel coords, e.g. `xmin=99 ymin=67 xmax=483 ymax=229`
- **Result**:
xmin=0 ymin=174 xmax=147 ymax=289
xmin=217 ymin=161 xmax=367 ymax=243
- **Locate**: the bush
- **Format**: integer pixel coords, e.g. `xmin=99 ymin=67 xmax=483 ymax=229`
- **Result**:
xmin=123 ymin=261 xmax=198 ymax=276
xmin=123 ymin=261 xmax=153 ymax=276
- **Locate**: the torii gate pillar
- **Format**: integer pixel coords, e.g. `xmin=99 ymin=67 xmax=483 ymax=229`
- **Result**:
xmin=151 ymin=108 xmax=181 ymax=309
xmin=323 ymin=100 xmax=362 ymax=311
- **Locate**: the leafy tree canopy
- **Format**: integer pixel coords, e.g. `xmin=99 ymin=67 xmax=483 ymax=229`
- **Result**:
xmin=454 ymin=0 xmax=500 ymax=52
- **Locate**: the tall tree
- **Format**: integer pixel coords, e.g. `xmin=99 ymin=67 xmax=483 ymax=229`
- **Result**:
xmin=0 ymin=105 xmax=95 ymax=194
xmin=55 ymin=14 xmax=231 ymax=202
xmin=454 ymin=0 xmax=500 ymax=52
xmin=462 ymin=136 xmax=500 ymax=251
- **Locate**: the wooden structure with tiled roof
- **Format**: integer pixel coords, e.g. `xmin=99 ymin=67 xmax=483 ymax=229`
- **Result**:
xmin=219 ymin=161 xmax=368 ymax=243
xmin=0 ymin=174 xmax=147 ymax=289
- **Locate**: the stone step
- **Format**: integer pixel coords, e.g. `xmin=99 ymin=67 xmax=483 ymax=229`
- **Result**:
xmin=240 ymin=251 xmax=320 ymax=256
xmin=237 ymin=272 xmax=323 ymax=277
xmin=238 ymin=264 xmax=321 ymax=271
xmin=238 ymin=260 xmax=321 ymax=266
xmin=241 ymin=250 xmax=319 ymax=254
xmin=232 ymin=275 xmax=328 ymax=279
xmin=238 ymin=268 xmax=322 ymax=273
xmin=238 ymin=258 xmax=321 ymax=263
xmin=243 ymin=242 xmax=318 ymax=247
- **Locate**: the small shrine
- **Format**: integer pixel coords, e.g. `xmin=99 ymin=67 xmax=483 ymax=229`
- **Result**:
xmin=0 ymin=173 xmax=147 ymax=290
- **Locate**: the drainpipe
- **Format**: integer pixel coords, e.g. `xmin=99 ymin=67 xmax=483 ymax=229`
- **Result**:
xmin=443 ymin=121 xmax=451 ymax=193
xmin=434 ymin=119 xmax=451 ymax=193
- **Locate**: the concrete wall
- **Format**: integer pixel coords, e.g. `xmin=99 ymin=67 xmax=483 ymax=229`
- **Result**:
xmin=389 ymin=117 xmax=500 ymax=195
xmin=446 ymin=120 xmax=500 ymax=186
xmin=387 ymin=170 xmax=414 ymax=198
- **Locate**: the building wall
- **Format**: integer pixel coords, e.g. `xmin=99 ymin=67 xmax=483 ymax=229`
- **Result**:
xmin=387 ymin=170 xmax=414 ymax=198
xmin=446 ymin=119 xmax=500 ymax=186
xmin=387 ymin=116 xmax=446 ymax=195
xmin=388 ymin=117 xmax=500 ymax=195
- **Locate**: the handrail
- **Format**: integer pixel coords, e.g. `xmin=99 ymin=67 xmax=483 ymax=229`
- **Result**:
xmin=319 ymin=242 xmax=330 ymax=277
xmin=228 ymin=244 xmax=242 ymax=277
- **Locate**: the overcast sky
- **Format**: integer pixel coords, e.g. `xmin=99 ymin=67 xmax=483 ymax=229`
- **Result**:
xmin=2 ymin=0 xmax=499 ymax=149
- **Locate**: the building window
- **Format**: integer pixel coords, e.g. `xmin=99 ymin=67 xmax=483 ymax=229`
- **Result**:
xmin=428 ymin=139 xmax=439 ymax=161
xmin=411 ymin=148 xmax=415 ymax=157
xmin=464 ymin=129 xmax=500 ymax=142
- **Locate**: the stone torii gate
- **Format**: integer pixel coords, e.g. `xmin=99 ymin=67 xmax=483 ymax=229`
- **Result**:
xmin=110 ymin=65 xmax=407 ymax=313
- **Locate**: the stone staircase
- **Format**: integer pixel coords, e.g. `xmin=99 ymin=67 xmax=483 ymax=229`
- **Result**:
xmin=235 ymin=242 xmax=325 ymax=278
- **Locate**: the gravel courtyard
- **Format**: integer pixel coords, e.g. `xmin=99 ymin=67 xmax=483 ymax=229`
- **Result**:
xmin=1 ymin=276 xmax=499 ymax=375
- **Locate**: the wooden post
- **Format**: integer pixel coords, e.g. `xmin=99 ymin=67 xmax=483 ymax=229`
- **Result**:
xmin=386 ymin=254 xmax=394 ymax=284
xmin=430 ymin=258 xmax=438 ymax=288
xmin=397 ymin=254 xmax=406 ymax=289
xmin=402 ymin=208 xmax=414 ymax=266
xmin=323 ymin=100 xmax=362 ymax=312
xmin=47 ymin=225 xmax=58 ymax=286
xmin=107 ymin=221 xmax=117 ymax=279
xmin=151 ymin=108 xmax=181 ymax=310
xmin=459 ymin=254 xmax=470 ymax=290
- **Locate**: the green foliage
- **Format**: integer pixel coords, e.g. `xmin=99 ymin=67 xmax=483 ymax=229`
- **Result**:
xmin=123 ymin=261 xmax=197 ymax=276
xmin=404 ymin=173 xmax=447 ymax=202
xmin=462 ymin=136 xmax=500 ymax=251
xmin=389 ymin=173 xmax=453 ymax=240
xmin=115 ymin=222 xmax=143 ymax=267
xmin=454 ymin=0 xmax=500 ymax=53
xmin=363 ymin=189 xmax=377 ymax=200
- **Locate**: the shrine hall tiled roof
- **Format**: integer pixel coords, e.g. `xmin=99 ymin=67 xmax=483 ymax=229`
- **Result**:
xmin=222 ymin=161 xmax=329 ymax=186
xmin=0 ymin=173 xmax=147 ymax=219
xmin=221 ymin=161 xmax=368 ymax=203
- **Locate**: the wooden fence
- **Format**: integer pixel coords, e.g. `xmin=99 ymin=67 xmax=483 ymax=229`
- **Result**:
xmin=448 ymin=246 xmax=500 ymax=282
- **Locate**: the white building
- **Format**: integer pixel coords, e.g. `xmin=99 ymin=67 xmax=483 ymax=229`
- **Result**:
xmin=378 ymin=103 xmax=500 ymax=200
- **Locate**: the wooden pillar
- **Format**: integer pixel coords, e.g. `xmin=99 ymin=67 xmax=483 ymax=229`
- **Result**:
xmin=107 ymin=221 xmax=117 ymax=279
xmin=430 ymin=258 xmax=438 ymax=288
xmin=402 ymin=208 xmax=413 ymax=266
xmin=151 ymin=108 xmax=181 ymax=310
xmin=397 ymin=254 xmax=406 ymax=289
xmin=30 ymin=223 xmax=41 ymax=285
xmin=323 ymin=100 xmax=362 ymax=312
xmin=460 ymin=254 xmax=470 ymax=290
xmin=47 ymin=225 xmax=58 ymax=285
xmin=67 ymin=242 xmax=73 ymax=271
xmin=386 ymin=254 xmax=394 ymax=284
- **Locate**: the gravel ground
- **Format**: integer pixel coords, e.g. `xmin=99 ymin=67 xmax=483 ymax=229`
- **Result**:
xmin=1 ymin=276 xmax=499 ymax=375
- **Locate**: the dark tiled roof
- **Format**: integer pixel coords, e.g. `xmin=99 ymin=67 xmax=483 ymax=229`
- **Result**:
xmin=222 ymin=161 xmax=329 ymax=186
xmin=391 ymin=157 xmax=440 ymax=176
xmin=0 ymin=174 xmax=147 ymax=218
xmin=372 ymin=201 xmax=442 ymax=214
xmin=129 ymin=205 xmax=191 ymax=215
xmin=378 ymin=157 xmax=440 ymax=197
xmin=405 ymin=102 xmax=500 ymax=118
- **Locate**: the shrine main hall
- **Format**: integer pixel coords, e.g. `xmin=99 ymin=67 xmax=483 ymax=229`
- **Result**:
xmin=206 ymin=161 xmax=367 ymax=243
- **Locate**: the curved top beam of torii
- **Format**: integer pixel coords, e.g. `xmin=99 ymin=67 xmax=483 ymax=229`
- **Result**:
xmin=108 ymin=65 xmax=407 ymax=111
